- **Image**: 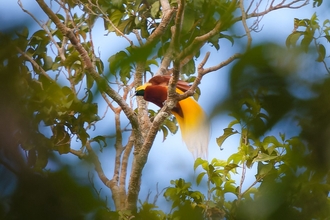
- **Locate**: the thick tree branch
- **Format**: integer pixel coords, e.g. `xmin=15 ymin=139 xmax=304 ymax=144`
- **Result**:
xmin=126 ymin=109 xmax=171 ymax=210
xmin=126 ymin=0 xmax=185 ymax=203
xmin=119 ymin=133 xmax=135 ymax=209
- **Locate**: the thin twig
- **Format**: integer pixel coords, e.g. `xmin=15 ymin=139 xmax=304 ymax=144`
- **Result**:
xmin=240 ymin=0 xmax=252 ymax=50
xmin=85 ymin=140 xmax=111 ymax=187
xmin=15 ymin=46 xmax=54 ymax=82
xmin=83 ymin=0 xmax=134 ymax=45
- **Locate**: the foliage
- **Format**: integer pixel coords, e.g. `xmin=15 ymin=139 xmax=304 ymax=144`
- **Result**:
xmin=1 ymin=0 xmax=330 ymax=219
xmin=286 ymin=12 xmax=330 ymax=73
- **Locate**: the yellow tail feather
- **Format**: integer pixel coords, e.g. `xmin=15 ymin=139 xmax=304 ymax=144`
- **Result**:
xmin=172 ymin=89 xmax=209 ymax=159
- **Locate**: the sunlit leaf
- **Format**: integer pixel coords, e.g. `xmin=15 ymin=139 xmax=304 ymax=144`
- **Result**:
xmin=196 ymin=172 xmax=206 ymax=186
xmin=252 ymin=152 xmax=278 ymax=163
xmin=224 ymin=163 xmax=239 ymax=174
xmin=194 ymin=158 xmax=208 ymax=171
xmin=216 ymin=128 xmax=238 ymax=148
xmin=108 ymin=10 xmax=124 ymax=32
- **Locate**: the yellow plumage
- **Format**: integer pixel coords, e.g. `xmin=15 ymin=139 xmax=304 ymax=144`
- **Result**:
xmin=135 ymin=75 xmax=209 ymax=159
xmin=172 ymin=89 xmax=209 ymax=159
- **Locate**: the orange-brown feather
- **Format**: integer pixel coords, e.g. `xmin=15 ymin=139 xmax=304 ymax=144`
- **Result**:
xmin=148 ymin=75 xmax=191 ymax=92
xmin=144 ymin=85 xmax=184 ymax=117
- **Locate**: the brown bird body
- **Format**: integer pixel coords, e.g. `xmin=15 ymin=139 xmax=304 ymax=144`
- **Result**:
xmin=136 ymin=75 xmax=209 ymax=159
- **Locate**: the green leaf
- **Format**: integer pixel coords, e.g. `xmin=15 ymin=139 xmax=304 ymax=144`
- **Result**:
xmin=224 ymin=163 xmax=239 ymax=174
xmin=163 ymin=118 xmax=178 ymax=134
xmin=95 ymin=57 xmax=104 ymax=74
xmin=92 ymin=135 xmax=107 ymax=148
xmin=108 ymin=51 xmax=128 ymax=74
xmin=196 ymin=172 xmax=206 ymax=186
xmin=181 ymin=59 xmax=195 ymax=75
xmin=262 ymin=136 xmax=281 ymax=149
xmin=313 ymin=0 xmax=323 ymax=7
xmin=194 ymin=158 xmax=208 ymax=171
xmin=86 ymin=73 xmax=94 ymax=89
xmin=181 ymin=8 xmax=195 ymax=35
xmin=252 ymin=152 xmax=278 ymax=163
xmin=140 ymin=18 xmax=149 ymax=39
xmin=119 ymin=61 xmax=132 ymax=84
xmin=43 ymin=56 xmax=53 ymax=70
xmin=57 ymin=143 xmax=70 ymax=154
xmin=301 ymin=34 xmax=313 ymax=52
xmin=285 ymin=32 xmax=303 ymax=48
xmin=108 ymin=10 xmax=124 ymax=32
xmin=16 ymin=26 xmax=29 ymax=39
xmin=216 ymin=128 xmax=238 ymax=148
xmin=220 ymin=33 xmax=234 ymax=46
xmin=224 ymin=180 xmax=237 ymax=195
xmin=210 ymin=174 xmax=222 ymax=186
xmin=316 ymin=43 xmax=326 ymax=62
xmin=324 ymin=35 xmax=330 ymax=43
xmin=227 ymin=151 xmax=244 ymax=164
xmin=228 ymin=119 xmax=239 ymax=128
xmin=34 ymin=149 xmax=48 ymax=170
xmin=211 ymin=158 xmax=227 ymax=167
xmin=256 ymin=162 xmax=273 ymax=179
xmin=150 ymin=1 xmax=160 ymax=18
xmin=160 ymin=126 xmax=169 ymax=142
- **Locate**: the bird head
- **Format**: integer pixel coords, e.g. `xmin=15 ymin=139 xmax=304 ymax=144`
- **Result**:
xmin=135 ymin=83 xmax=151 ymax=96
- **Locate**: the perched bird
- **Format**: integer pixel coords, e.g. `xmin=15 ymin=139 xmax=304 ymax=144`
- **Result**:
xmin=135 ymin=75 xmax=209 ymax=159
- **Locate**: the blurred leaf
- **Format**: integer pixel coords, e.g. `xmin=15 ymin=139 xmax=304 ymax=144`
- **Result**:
xmin=286 ymin=32 xmax=303 ymax=48
xmin=196 ymin=172 xmax=206 ymax=186
xmin=194 ymin=158 xmax=208 ymax=171
xmin=316 ymin=43 xmax=326 ymax=62
xmin=150 ymin=1 xmax=160 ymax=18
xmin=252 ymin=152 xmax=278 ymax=163
xmin=313 ymin=0 xmax=323 ymax=7
xmin=181 ymin=8 xmax=195 ymax=35
xmin=256 ymin=162 xmax=273 ymax=179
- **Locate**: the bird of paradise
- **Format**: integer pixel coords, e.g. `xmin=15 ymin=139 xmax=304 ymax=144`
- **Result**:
xmin=135 ymin=75 xmax=209 ymax=159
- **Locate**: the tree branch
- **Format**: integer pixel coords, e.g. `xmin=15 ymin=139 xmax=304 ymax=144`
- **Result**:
xmin=85 ymin=140 xmax=110 ymax=187
xmin=35 ymin=0 xmax=141 ymax=139
xmin=233 ymin=0 xmax=309 ymax=23
xmin=168 ymin=0 xmax=185 ymax=97
xmin=15 ymin=46 xmax=54 ymax=82
xmin=240 ymin=0 xmax=252 ymax=50
xmin=177 ymin=52 xmax=242 ymax=101
xmin=119 ymin=133 xmax=135 ymax=209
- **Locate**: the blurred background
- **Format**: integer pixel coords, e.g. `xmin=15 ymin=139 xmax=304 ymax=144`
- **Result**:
xmin=1 ymin=0 xmax=330 ymax=219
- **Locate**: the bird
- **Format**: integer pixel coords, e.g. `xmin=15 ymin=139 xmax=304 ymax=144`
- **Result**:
xmin=135 ymin=75 xmax=209 ymax=159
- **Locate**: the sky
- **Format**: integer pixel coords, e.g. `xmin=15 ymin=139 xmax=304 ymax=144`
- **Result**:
xmin=0 ymin=0 xmax=328 ymax=211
